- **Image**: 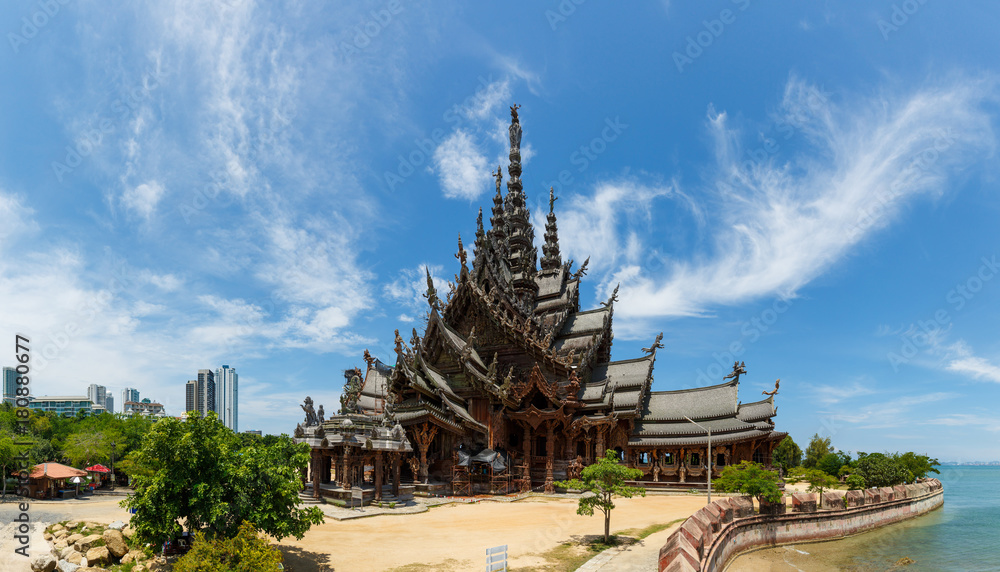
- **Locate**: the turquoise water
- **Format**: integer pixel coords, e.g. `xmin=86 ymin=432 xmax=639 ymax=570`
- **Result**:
xmin=804 ymin=465 xmax=1000 ymax=571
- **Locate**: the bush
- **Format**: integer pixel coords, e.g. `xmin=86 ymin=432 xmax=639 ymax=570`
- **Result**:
xmin=172 ymin=521 xmax=283 ymax=572
xmin=854 ymin=453 xmax=910 ymax=488
xmin=714 ymin=461 xmax=782 ymax=504
xmin=846 ymin=474 xmax=866 ymax=490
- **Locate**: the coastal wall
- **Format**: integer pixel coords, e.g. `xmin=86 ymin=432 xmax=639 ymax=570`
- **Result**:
xmin=658 ymin=479 xmax=944 ymax=572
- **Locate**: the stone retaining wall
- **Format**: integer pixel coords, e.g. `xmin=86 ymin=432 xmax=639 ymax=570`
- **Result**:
xmin=658 ymin=478 xmax=943 ymax=572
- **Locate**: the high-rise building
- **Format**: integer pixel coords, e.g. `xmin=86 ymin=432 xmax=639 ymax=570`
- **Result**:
xmin=2 ymin=367 xmax=16 ymax=405
xmin=185 ymin=380 xmax=197 ymax=414
xmin=198 ymin=369 xmax=215 ymax=415
xmin=105 ymin=394 xmax=114 ymax=414
xmin=122 ymin=388 xmax=139 ymax=412
xmin=215 ymin=365 xmax=238 ymax=431
xmin=86 ymin=384 xmax=107 ymax=411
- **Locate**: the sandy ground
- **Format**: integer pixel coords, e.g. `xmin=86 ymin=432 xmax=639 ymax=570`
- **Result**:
xmin=727 ymin=544 xmax=844 ymax=572
xmin=0 ymin=493 xmax=706 ymax=572
xmin=276 ymin=495 xmax=708 ymax=572
xmin=0 ymin=495 xmax=134 ymax=572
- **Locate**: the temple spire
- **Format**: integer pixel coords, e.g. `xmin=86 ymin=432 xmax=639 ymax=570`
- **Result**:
xmin=540 ymin=187 xmax=562 ymax=272
xmin=504 ymin=104 xmax=538 ymax=298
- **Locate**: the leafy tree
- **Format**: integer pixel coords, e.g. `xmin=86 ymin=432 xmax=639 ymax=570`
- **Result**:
xmin=854 ymin=453 xmax=910 ymax=487
xmin=122 ymin=413 xmax=323 ymax=546
xmin=803 ymin=434 xmax=832 ymax=468
xmin=0 ymin=432 xmax=17 ymax=498
xmin=772 ymin=436 xmax=802 ymax=472
xmin=817 ymin=450 xmax=851 ymax=477
xmin=846 ymin=474 xmax=866 ymax=490
xmin=556 ymin=449 xmax=646 ymax=543
xmin=714 ymin=461 xmax=783 ymax=505
xmin=63 ymin=429 xmax=120 ymax=467
xmin=893 ymin=452 xmax=940 ymax=480
xmin=802 ymin=468 xmax=838 ymax=507
xmin=172 ymin=520 xmax=284 ymax=572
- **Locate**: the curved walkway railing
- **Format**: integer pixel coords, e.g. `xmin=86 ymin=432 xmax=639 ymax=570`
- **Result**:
xmin=658 ymin=479 xmax=944 ymax=572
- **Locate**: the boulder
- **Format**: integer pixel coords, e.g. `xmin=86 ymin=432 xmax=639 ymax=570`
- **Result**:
xmin=56 ymin=561 xmax=80 ymax=572
xmin=66 ymin=534 xmax=84 ymax=546
xmin=51 ymin=524 xmax=64 ymax=532
xmin=54 ymin=538 xmax=68 ymax=550
xmin=65 ymin=521 xmax=79 ymax=529
xmin=102 ymin=529 xmax=128 ymax=558
xmin=44 ymin=532 xmax=53 ymax=541
xmin=74 ymin=534 xmax=103 ymax=552
xmin=107 ymin=520 xmax=126 ymax=530
xmin=60 ymin=545 xmax=77 ymax=559
xmin=121 ymin=525 xmax=136 ymax=540
xmin=30 ymin=553 xmax=57 ymax=572
xmin=66 ymin=551 xmax=84 ymax=565
xmin=55 ymin=529 xmax=68 ymax=538
xmin=85 ymin=546 xmax=110 ymax=566
xmin=122 ymin=549 xmax=145 ymax=564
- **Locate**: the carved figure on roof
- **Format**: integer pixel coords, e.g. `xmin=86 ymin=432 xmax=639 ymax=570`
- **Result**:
xmin=601 ymin=284 xmax=620 ymax=308
xmin=340 ymin=370 xmax=363 ymax=415
xmin=363 ymin=348 xmax=375 ymax=370
xmin=573 ymin=256 xmax=589 ymax=280
xmin=549 ymin=187 xmax=558 ymax=213
xmin=500 ymin=366 xmax=515 ymax=397
xmin=763 ymin=378 xmax=780 ymax=397
xmin=566 ymin=368 xmax=581 ymax=401
xmin=724 ymin=361 xmax=747 ymax=383
xmin=410 ymin=328 xmax=421 ymax=352
xmin=456 ymin=233 xmax=468 ymax=268
xmin=509 ymin=104 xmax=522 ymax=152
xmin=317 ymin=405 xmax=325 ymax=424
xmin=562 ymin=349 xmax=577 ymax=367
xmin=394 ymin=329 xmax=405 ymax=354
xmin=423 ymin=267 xmax=440 ymax=309
xmin=300 ymin=396 xmax=318 ymax=426
xmin=642 ymin=332 xmax=664 ymax=355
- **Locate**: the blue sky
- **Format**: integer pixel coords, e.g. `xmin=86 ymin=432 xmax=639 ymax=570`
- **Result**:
xmin=2 ymin=1 xmax=999 ymax=461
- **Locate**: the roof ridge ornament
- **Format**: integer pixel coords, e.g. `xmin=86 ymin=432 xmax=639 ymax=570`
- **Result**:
xmin=723 ymin=361 xmax=747 ymax=383
xmin=642 ymin=332 xmax=664 ymax=355
xmin=423 ymin=266 xmax=440 ymax=310
xmin=601 ymin=283 xmax=620 ymax=308
xmin=762 ymin=378 xmax=780 ymax=397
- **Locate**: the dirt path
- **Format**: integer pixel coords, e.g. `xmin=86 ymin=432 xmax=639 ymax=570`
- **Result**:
xmin=277 ymin=495 xmax=707 ymax=571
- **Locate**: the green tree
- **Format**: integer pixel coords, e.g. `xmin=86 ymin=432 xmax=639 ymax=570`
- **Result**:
xmin=172 ymin=520 xmax=284 ymax=572
xmin=556 ymin=449 xmax=646 ymax=543
xmin=121 ymin=413 xmax=323 ymax=546
xmin=714 ymin=461 xmax=783 ymax=505
xmin=772 ymin=436 xmax=802 ymax=472
xmin=854 ymin=453 xmax=910 ymax=487
xmin=63 ymin=429 xmax=120 ymax=467
xmin=0 ymin=432 xmax=17 ymax=498
xmin=893 ymin=452 xmax=940 ymax=480
xmin=845 ymin=474 xmax=866 ymax=490
xmin=816 ymin=450 xmax=851 ymax=477
xmin=802 ymin=468 xmax=838 ymax=507
xmin=803 ymin=434 xmax=832 ymax=468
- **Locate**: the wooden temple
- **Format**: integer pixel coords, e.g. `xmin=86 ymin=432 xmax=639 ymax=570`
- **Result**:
xmin=296 ymin=105 xmax=786 ymax=498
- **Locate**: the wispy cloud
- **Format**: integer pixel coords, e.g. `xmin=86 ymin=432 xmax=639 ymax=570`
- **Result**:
xmin=434 ymin=130 xmax=490 ymax=200
xmin=383 ymin=264 xmax=447 ymax=320
xmin=596 ymin=75 xmax=997 ymax=319
xmin=943 ymin=340 xmax=1000 ymax=383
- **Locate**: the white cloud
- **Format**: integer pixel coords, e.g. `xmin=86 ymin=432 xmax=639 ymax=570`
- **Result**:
xmin=383 ymin=264 xmax=446 ymax=315
xmin=434 ymin=130 xmax=490 ymax=200
xmin=943 ymin=341 xmax=1000 ymax=383
xmin=122 ymin=181 xmax=165 ymax=219
xmin=599 ymin=76 xmax=997 ymax=319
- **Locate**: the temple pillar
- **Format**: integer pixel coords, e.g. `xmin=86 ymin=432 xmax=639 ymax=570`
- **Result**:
xmin=375 ymin=451 xmax=384 ymax=502
xmin=311 ymin=449 xmax=321 ymax=499
xmin=584 ymin=435 xmax=593 ymax=465
xmin=392 ymin=453 xmax=401 ymax=497
xmin=522 ymin=425 xmax=533 ymax=492
xmin=414 ymin=423 xmax=438 ymax=485
xmin=544 ymin=422 xmax=555 ymax=494
xmin=595 ymin=426 xmax=605 ymax=459
xmin=341 ymin=449 xmax=351 ymax=489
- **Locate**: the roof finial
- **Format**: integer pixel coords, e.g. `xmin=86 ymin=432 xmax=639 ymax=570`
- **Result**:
xmin=456 ymin=233 xmax=468 ymax=269
xmin=423 ymin=266 xmax=440 ymax=309
xmin=549 ymin=186 xmax=557 ymax=214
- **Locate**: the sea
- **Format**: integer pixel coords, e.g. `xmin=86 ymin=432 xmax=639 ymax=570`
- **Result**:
xmin=731 ymin=465 xmax=1000 ymax=571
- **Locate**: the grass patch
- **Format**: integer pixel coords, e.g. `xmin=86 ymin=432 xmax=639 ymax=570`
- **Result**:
xmin=387 ymin=558 xmax=467 ymax=571
xmin=509 ymin=535 xmax=639 ymax=572
xmin=614 ymin=518 xmax=686 ymax=540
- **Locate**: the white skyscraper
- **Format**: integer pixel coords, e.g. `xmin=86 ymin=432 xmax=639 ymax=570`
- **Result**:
xmin=122 ymin=388 xmax=139 ymax=413
xmin=87 ymin=383 xmax=106 ymax=410
xmin=215 ymin=365 xmax=238 ymax=431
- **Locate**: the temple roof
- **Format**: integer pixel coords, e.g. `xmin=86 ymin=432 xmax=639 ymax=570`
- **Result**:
xmin=638 ymin=380 xmax=739 ymax=422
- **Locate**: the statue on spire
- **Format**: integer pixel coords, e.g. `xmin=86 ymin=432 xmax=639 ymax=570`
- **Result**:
xmin=456 ymin=233 xmax=468 ymax=269
xmin=549 ymin=187 xmax=558 ymax=213
xmin=423 ymin=266 xmax=440 ymax=309
xmin=509 ymin=104 xmax=522 ymax=153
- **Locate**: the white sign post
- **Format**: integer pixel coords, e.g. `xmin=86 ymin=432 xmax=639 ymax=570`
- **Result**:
xmin=486 ymin=545 xmax=507 ymax=571
xmin=352 ymin=488 xmax=363 ymax=511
